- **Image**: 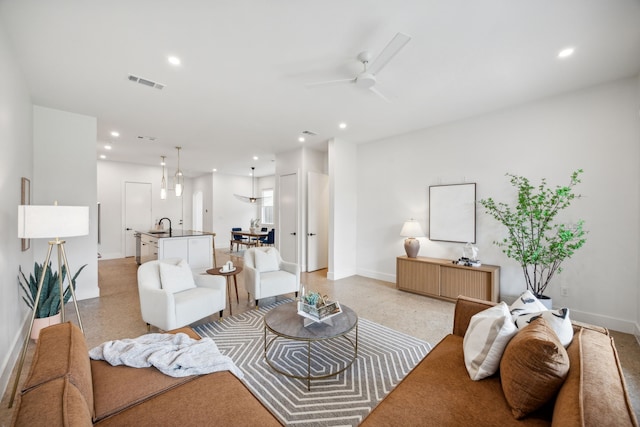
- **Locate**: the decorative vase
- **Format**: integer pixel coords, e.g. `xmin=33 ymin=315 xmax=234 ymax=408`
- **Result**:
xmin=30 ymin=312 xmax=61 ymax=341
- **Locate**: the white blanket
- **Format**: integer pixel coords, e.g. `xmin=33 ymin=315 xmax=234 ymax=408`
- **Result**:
xmin=89 ymin=332 xmax=243 ymax=379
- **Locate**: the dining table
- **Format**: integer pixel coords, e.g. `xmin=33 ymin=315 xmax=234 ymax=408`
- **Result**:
xmin=230 ymin=229 xmax=269 ymax=249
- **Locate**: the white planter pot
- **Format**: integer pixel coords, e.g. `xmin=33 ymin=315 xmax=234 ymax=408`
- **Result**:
xmin=30 ymin=312 xmax=62 ymax=341
xmin=538 ymin=295 xmax=553 ymax=310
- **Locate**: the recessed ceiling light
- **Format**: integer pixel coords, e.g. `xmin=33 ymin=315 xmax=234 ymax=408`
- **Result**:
xmin=104 ymin=144 xmax=112 ymax=150
xmin=557 ymin=47 xmax=575 ymax=59
xmin=99 ymin=155 xmax=106 ymax=159
xmin=339 ymin=122 xmax=347 ymax=129
xmin=168 ymin=56 xmax=181 ymax=66
xmin=253 ymin=156 xmax=259 ymax=160
xmin=110 ymin=131 xmax=120 ymax=137
xmin=212 ymin=168 xmax=217 ymax=172
xmin=298 ymin=136 xmax=305 ymax=143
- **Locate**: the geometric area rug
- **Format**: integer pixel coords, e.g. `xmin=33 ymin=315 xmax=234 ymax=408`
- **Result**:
xmin=194 ymin=299 xmax=431 ymax=426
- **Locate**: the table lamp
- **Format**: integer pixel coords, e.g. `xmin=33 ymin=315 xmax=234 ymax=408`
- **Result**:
xmin=400 ymin=219 xmax=424 ymax=258
xmin=9 ymin=202 xmax=89 ymax=408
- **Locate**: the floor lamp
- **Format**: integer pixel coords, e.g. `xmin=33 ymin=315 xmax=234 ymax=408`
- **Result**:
xmin=9 ymin=204 xmax=89 ymax=408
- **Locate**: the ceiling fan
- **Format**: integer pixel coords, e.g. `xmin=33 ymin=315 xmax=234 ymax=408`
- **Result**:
xmin=306 ymin=32 xmax=412 ymax=101
xmin=234 ymin=167 xmax=262 ymax=204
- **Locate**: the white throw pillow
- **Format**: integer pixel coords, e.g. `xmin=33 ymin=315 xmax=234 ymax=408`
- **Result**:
xmin=159 ymin=259 xmax=196 ymax=293
xmin=463 ymin=302 xmax=518 ymax=381
xmin=514 ymin=308 xmax=574 ymax=347
xmin=509 ymin=290 xmax=548 ymax=320
xmin=255 ymin=249 xmax=279 ymax=273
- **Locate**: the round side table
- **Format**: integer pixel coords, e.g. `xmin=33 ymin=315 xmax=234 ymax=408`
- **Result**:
xmin=206 ymin=266 xmax=243 ymax=315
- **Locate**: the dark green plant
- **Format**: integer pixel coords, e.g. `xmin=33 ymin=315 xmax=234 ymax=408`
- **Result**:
xmin=19 ymin=262 xmax=87 ymax=318
xmin=479 ymin=170 xmax=587 ymax=297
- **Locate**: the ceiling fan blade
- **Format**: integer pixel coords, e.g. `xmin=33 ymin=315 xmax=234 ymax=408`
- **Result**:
xmin=370 ymin=86 xmax=390 ymax=102
xmin=306 ymin=78 xmax=355 ymax=88
xmin=368 ymin=32 xmax=411 ymax=76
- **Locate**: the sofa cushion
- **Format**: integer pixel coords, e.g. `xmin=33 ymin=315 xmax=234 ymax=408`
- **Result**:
xmin=514 ymin=308 xmax=573 ymax=347
xmin=361 ymin=334 xmax=551 ymax=426
xmin=463 ymin=302 xmax=518 ymax=380
xmin=22 ymin=322 xmax=95 ymax=418
xmin=14 ymin=376 xmax=93 ymax=427
xmin=510 ymin=290 xmax=548 ymax=319
xmin=159 ymin=259 xmax=196 ymax=293
xmin=501 ymin=317 xmax=570 ymax=419
xmin=94 ymin=371 xmax=281 ymax=427
xmin=552 ymin=327 xmax=638 ymax=427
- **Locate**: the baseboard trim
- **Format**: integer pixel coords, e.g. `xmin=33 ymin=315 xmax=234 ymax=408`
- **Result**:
xmin=356 ymin=268 xmax=395 ymax=283
xmin=0 ymin=313 xmax=29 ymax=399
xmin=634 ymin=322 xmax=640 ymax=345
xmin=98 ymin=252 xmax=123 ymax=260
xmin=327 ymin=268 xmax=357 ymax=281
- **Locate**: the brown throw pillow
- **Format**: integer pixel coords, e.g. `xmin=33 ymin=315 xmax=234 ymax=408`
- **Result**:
xmin=500 ymin=317 xmax=570 ymax=419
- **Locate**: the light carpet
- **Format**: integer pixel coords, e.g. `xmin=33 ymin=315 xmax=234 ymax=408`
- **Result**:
xmin=195 ymin=299 xmax=431 ymax=426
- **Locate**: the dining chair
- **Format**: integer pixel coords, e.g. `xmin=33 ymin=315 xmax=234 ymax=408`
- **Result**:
xmin=259 ymin=229 xmax=275 ymax=246
xmin=230 ymin=227 xmax=247 ymax=251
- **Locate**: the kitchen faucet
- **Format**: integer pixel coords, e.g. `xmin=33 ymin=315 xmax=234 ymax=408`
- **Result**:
xmin=159 ymin=217 xmax=172 ymax=236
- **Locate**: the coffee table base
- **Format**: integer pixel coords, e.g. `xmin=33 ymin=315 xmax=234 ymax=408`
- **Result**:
xmin=264 ymin=325 xmax=358 ymax=391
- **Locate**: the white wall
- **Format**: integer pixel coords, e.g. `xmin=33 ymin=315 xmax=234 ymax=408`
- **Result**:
xmin=33 ymin=106 xmax=99 ymax=301
xmin=97 ymin=161 xmax=193 ymax=259
xmin=356 ymin=77 xmax=640 ymax=333
xmin=0 ymin=21 xmax=34 ymax=398
xmin=211 ymin=173 xmax=257 ymax=249
xmin=328 ymin=138 xmax=358 ymax=280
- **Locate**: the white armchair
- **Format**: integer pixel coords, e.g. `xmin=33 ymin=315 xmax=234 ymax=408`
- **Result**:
xmin=137 ymin=258 xmax=226 ymax=331
xmin=244 ymin=247 xmax=300 ymax=307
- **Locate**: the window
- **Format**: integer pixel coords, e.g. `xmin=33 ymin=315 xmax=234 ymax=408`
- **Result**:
xmin=261 ymin=189 xmax=274 ymax=224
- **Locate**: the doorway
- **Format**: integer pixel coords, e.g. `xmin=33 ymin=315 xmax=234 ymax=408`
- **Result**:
xmin=307 ymin=171 xmax=329 ymax=271
xmin=279 ymin=173 xmax=298 ymax=263
xmin=124 ymin=182 xmax=152 ymax=257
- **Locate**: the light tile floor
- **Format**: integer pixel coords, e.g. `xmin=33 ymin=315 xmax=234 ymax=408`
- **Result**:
xmin=2 ymin=251 xmax=639 ymax=424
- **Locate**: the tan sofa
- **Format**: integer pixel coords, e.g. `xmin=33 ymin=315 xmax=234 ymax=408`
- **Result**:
xmin=12 ymin=322 xmax=281 ymax=426
xmin=361 ymin=296 xmax=638 ymax=426
xmin=13 ymin=297 xmax=638 ymax=426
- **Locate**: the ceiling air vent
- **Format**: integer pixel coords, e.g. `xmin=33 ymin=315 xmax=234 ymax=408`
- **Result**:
xmin=127 ymin=74 xmax=165 ymax=90
xmin=302 ymin=130 xmax=318 ymax=136
xmin=137 ymin=135 xmax=158 ymax=142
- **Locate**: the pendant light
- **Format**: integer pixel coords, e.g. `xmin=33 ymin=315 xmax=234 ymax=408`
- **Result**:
xmin=160 ymin=156 xmax=167 ymax=200
xmin=174 ymin=146 xmax=184 ymax=197
xmin=234 ymin=166 xmax=263 ymax=203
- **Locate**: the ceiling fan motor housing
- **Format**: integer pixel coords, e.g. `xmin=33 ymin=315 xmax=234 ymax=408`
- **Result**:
xmin=355 ymin=73 xmax=376 ymax=88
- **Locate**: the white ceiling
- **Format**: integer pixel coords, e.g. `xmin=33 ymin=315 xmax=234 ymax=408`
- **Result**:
xmin=1 ymin=0 xmax=639 ymax=178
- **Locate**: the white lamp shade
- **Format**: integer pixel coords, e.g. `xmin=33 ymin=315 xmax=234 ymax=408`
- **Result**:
xmin=400 ymin=219 xmax=425 ymax=238
xmin=18 ymin=205 xmax=89 ymax=238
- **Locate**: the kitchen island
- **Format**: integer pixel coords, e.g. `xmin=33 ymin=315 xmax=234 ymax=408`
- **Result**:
xmin=135 ymin=230 xmax=214 ymax=270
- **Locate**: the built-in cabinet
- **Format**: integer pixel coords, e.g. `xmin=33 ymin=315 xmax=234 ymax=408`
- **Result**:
xmin=139 ymin=234 xmax=158 ymax=265
xmin=136 ymin=231 xmax=213 ymax=270
xmin=158 ymin=235 xmax=212 ymax=270
xmin=396 ymin=256 xmax=500 ymax=302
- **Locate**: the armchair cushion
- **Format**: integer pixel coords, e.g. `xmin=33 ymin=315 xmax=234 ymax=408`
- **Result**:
xmin=255 ymin=248 xmax=279 ymax=273
xmin=159 ymin=259 xmax=196 ymax=293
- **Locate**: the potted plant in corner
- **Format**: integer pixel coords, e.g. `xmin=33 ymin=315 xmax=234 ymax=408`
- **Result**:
xmin=479 ymin=170 xmax=587 ymax=307
xmin=19 ymin=261 xmax=87 ymax=340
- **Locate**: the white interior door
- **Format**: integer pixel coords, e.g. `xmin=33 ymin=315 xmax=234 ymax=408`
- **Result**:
xmin=192 ymin=191 xmax=203 ymax=231
xmin=279 ymin=173 xmax=298 ymax=263
xmin=307 ymin=172 xmax=329 ymax=271
xmin=124 ymin=182 xmax=152 ymax=257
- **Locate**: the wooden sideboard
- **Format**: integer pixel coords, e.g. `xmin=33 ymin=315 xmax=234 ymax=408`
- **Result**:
xmin=396 ymin=256 xmax=500 ymax=302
